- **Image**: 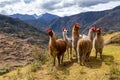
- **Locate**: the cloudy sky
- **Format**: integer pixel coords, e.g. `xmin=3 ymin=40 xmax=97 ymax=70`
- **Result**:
xmin=0 ymin=0 xmax=120 ymax=17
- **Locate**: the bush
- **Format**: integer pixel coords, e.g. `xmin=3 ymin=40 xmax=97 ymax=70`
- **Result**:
xmin=0 ymin=68 xmax=9 ymax=75
xmin=0 ymin=62 xmax=10 ymax=75
xmin=30 ymin=60 xmax=42 ymax=72
xmin=30 ymin=44 xmax=49 ymax=72
xmin=32 ymin=44 xmax=49 ymax=64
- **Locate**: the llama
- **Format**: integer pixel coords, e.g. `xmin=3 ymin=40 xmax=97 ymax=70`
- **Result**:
xmin=62 ymin=27 xmax=72 ymax=60
xmin=72 ymin=23 xmax=81 ymax=59
xmin=93 ymin=27 xmax=104 ymax=59
xmin=77 ymin=27 xmax=96 ymax=65
xmin=46 ymin=27 xmax=67 ymax=66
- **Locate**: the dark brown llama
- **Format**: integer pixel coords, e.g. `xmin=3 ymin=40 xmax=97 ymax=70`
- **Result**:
xmin=46 ymin=27 xmax=67 ymax=66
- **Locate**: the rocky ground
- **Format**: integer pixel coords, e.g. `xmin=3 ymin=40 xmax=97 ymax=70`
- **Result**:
xmin=0 ymin=33 xmax=35 ymax=70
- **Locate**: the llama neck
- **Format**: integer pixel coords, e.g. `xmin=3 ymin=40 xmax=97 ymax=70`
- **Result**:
xmin=72 ymin=29 xmax=79 ymax=38
xmin=88 ymin=30 xmax=94 ymax=42
xmin=96 ymin=33 xmax=102 ymax=38
xmin=63 ymin=32 xmax=68 ymax=41
xmin=49 ymin=32 xmax=57 ymax=47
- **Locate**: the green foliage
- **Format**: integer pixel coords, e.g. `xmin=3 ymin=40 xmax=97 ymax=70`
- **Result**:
xmin=9 ymin=69 xmax=36 ymax=80
xmin=25 ymin=71 xmax=36 ymax=80
xmin=30 ymin=60 xmax=42 ymax=72
xmin=0 ymin=62 xmax=10 ymax=75
xmin=30 ymin=44 xmax=49 ymax=72
xmin=0 ymin=68 xmax=9 ymax=75
xmin=32 ymin=44 xmax=49 ymax=64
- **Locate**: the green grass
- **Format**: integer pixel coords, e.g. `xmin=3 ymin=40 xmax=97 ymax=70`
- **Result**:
xmin=0 ymin=32 xmax=120 ymax=80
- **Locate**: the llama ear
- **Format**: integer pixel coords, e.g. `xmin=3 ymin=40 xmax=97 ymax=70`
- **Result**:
xmin=75 ymin=23 xmax=80 ymax=27
xmin=46 ymin=27 xmax=52 ymax=32
xmin=62 ymin=27 xmax=65 ymax=31
xmin=66 ymin=28 xmax=68 ymax=30
xmin=99 ymin=27 xmax=102 ymax=30
xmin=91 ymin=27 xmax=96 ymax=31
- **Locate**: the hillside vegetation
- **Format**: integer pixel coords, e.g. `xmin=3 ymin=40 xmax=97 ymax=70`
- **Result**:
xmin=0 ymin=14 xmax=49 ymax=74
xmin=0 ymin=32 xmax=120 ymax=80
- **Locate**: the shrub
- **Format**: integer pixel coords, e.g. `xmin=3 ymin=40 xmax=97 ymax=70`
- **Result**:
xmin=32 ymin=44 xmax=49 ymax=64
xmin=30 ymin=60 xmax=42 ymax=72
xmin=0 ymin=62 xmax=10 ymax=75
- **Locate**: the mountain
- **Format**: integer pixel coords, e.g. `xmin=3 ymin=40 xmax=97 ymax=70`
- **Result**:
xmin=48 ymin=5 xmax=120 ymax=33
xmin=10 ymin=13 xmax=59 ymax=21
xmin=10 ymin=13 xmax=36 ymax=20
xmin=0 ymin=14 xmax=48 ymax=46
xmin=38 ymin=13 xmax=59 ymax=21
xmin=33 ymin=14 xmax=40 ymax=19
xmin=9 ymin=6 xmax=120 ymax=34
xmin=92 ymin=9 xmax=120 ymax=31
xmin=10 ymin=13 xmax=59 ymax=30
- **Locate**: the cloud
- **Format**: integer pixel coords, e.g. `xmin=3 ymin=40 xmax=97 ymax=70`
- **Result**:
xmin=24 ymin=0 xmax=35 ymax=4
xmin=77 ymin=0 xmax=119 ymax=7
xmin=41 ymin=0 xmax=120 ymax=11
xmin=41 ymin=0 xmax=61 ymax=10
xmin=0 ymin=0 xmax=120 ymax=16
xmin=0 ymin=0 xmax=20 ymax=7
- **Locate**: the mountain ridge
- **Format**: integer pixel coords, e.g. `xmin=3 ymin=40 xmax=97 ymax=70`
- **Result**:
xmin=9 ymin=5 xmax=120 ymax=34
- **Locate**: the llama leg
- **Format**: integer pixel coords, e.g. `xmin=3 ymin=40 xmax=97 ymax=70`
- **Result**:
xmin=81 ymin=53 xmax=86 ymax=66
xmin=70 ymin=47 xmax=72 ymax=60
xmin=86 ymin=52 xmax=90 ymax=61
xmin=95 ymin=50 xmax=98 ymax=58
xmin=72 ymin=41 xmax=77 ymax=59
xmin=87 ymin=51 xmax=91 ymax=61
xmin=75 ymin=48 xmax=78 ymax=59
xmin=77 ymin=48 xmax=80 ymax=63
xmin=67 ymin=48 xmax=69 ymax=60
xmin=100 ymin=49 xmax=103 ymax=59
xmin=61 ymin=54 xmax=64 ymax=64
xmin=53 ymin=57 xmax=56 ymax=66
xmin=77 ymin=47 xmax=80 ymax=64
xmin=57 ymin=55 xmax=60 ymax=66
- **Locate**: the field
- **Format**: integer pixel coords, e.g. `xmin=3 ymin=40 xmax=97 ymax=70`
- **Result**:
xmin=0 ymin=32 xmax=120 ymax=80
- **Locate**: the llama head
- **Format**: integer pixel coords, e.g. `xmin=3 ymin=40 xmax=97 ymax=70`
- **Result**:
xmin=62 ymin=27 xmax=68 ymax=34
xmin=96 ymin=27 xmax=102 ymax=35
xmin=46 ymin=27 xmax=53 ymax=37
xmin=74 ymin=23 xmax=80 ymax=30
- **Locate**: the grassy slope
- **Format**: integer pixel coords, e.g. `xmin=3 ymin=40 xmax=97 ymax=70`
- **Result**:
xmin=0 ymin=32 xmax=120 ymax=80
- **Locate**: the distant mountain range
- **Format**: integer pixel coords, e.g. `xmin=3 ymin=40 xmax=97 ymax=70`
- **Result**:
xmin=10 ymin=13 xmax=59 ymax=21
xmin=10 ymin=5 xmax=120 ymax=34
xmin=0 ymin=14 xmax=48 ymax=47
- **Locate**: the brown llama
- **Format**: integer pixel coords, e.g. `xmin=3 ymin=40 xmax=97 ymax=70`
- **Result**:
xmin=46 ymin=27 xmax=67 ymax=66
xmin=72 ymin=23 xmax=81 ymax=59
xmin=93 ymin=27 xmax=104 ymax=59
xmin=77 ymin=27 xmax=96 ymax=65
xmin=62 ymin=27 xmax=72 ymax=60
